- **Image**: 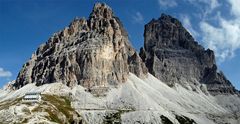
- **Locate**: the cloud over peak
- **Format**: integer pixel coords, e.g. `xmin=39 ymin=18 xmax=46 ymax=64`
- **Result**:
xmin=229 ymin=0 xmax=240 ymax=17
xmin=132 ymin=11 xmax=144 ymax=24
xmin=181 ymin=15 xmax=199 ymax=38
xmin=158 ymin=0 xmax=240 ymax=63
xmin=158 ymin=0 xmax=177 ymax=8
xmin=199 ymin=0 xmax=240 ymax=62
xmin=0 ymin=68 xmax=12 ymax=78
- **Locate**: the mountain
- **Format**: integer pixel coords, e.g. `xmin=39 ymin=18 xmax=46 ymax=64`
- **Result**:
xmin=140 ymin=14 xmax=239 ymax=96
xmin=0 ymin=3 xmax=240 ymax=124
xmin=14 ymin=3 xmax=147 ymax=90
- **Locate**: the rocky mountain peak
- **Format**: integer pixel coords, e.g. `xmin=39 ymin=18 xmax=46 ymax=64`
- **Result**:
xmin=144 ymin=14 xmax=203 ymax=52
xmin=158 ymin=13 xmax=181 ymax=26
xmin=140 ymin=13 xmax=238 ymax=95
xmin=14 ymin=3 xmax=147 ymax=90
xmin=90 ymin=3 xmax=113 ymax=19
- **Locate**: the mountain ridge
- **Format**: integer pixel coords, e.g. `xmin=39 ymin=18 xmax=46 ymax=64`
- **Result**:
xmin=1 ymin=3 xmax=240 ymax=124
xmin=12 ymin=3 xmax=239 ymax=96
xmin=140 ymin=13 xmax=239 ymax=95
xmin=14 ymin=3 xmax=147 ymax=90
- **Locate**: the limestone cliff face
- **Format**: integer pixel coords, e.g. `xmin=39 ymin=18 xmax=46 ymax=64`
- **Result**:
xmin=14 ymin=3 xmax=147 ymax=89
xmin=14 ymin=3 xmax=238 ymax=96
xmin=140 ymin=14 xmax=238 ymax=95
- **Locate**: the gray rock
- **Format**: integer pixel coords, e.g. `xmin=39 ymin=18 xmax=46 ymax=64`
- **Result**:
xmin=140 ymin=14 xmax=238 ymax=95
xmin=14 ymin=3 xmax=147 ymax=89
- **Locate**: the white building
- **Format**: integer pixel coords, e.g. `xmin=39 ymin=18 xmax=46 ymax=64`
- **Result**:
xmin=22 ymin=92 xmax=41 ymax=103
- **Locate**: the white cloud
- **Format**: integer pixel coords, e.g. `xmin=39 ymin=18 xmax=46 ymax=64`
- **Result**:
xmin=0 ymin=68 xmax=12 ymax=78
xmin=181 ymin=15 xmax=199 ymax=38
xmin=185 ymin=0 xmax=220 ymax=19
xmin=156 ymin=0 xmax=240 ymax=62
xmin=186 ymin=0 xmax=219 ymax=10
xmin=210 ymin=0 xmax=220 ymax=10
xmin=200 ymin=20 xmax=240 ymax=62
xmin=132 ymin=12 xmax=144 ymax=24
xmin=229 ymin=0 xmax=240 ymax=17
xmin=199 ymin=0 xmax=240 ymax=62
xmin=158 ymin=0 xmax=177 ymax=8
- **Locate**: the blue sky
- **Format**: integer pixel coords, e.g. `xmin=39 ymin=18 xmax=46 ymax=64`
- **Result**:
xmin=0 ymin=0 xmax=239 ymax=89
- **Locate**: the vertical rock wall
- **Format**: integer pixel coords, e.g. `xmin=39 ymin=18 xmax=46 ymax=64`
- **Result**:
xmin=14 ymin=3 xmax=147 ymax=89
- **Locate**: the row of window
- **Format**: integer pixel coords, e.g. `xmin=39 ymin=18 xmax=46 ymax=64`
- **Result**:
xmin=25 ymin=93 xmax=41 ymax=95
xmin=24 ymin=96 xmax=40 ymax=98
xmin=23 ymin=98 xmax=40 ymax=100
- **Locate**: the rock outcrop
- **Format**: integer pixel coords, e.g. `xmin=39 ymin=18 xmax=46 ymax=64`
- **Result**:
xmin=14 ymin=3 xmax=147 ymax=89
xmin=140 ymin=14 xmax=238 ymax=95
xmin=13 ymin=3 xmax=238 ymax=96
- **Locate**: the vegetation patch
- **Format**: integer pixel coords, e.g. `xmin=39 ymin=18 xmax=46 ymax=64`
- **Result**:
xmin=0 ymin=97 xmax=22 ymax=110
xmin=175 ymin=115 xmax=196 ymax=124
xmin=103 ymin=111 xmax=121 ymax=124
xmin=21 ymin=118 xmax=28 ymax=123
xmin=22 ymin=107 xmax=31 ymax=115
xmin=160 ymin=115 xmax=173 ymax=124
xmin=41 ymin=94 xmax=80 ymax=123
xmin=45 ymin=109 xmax=62 ymax=123
xmin=103 ymin=109 xmax=134 ymax=124
xmin=31 ymin=105 xmax=43 ymax=112
xmin=42 ymin=95 xmax=73 ymax=116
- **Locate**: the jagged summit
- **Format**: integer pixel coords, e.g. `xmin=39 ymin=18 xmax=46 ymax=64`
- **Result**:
xmin=140 ymin=13 xmax=238 ymax=95
xmin=90 ymin=3 xmax=114 ymax=19
xmin=14 ymin=3 xmax=147 ymax=90
xmin=12 ymin=2 xmax=238 ymax=96
xmin=144 ymin=14 xmax=203 ymax=51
